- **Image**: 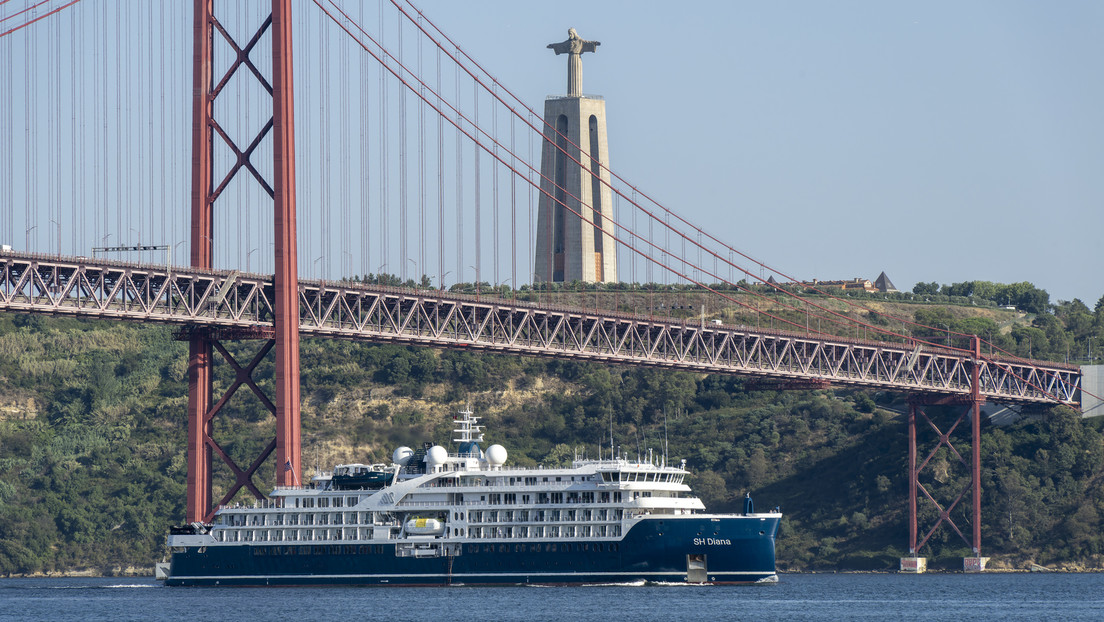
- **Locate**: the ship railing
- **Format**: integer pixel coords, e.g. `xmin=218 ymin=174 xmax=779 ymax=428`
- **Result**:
xmin=396 ymin=500 xmax=451 ymax=507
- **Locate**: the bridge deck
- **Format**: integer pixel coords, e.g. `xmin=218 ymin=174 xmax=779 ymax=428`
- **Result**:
xmin=0 ymin=252 xmax=1081 ymax=408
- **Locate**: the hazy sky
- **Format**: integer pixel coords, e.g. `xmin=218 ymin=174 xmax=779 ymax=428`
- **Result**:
xmin=1 ymin=1 xmax=1100 ymax=304
xmin=414 ymin=0 xmax=1104 ymax=304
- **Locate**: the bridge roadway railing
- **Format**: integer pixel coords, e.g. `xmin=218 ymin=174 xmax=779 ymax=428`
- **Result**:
xmin=0 ymin=252 xmax=1081 ymax=408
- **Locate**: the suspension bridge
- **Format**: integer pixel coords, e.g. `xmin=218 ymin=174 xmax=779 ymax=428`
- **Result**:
xmin=0 ymin=0 xmax=1094 ymax=569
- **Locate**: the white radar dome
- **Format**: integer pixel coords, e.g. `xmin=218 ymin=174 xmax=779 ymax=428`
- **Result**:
xmin=426 ymin=445 xmax=449 ymax=465
xmin=392 ymin=446 xmax=414 ymax=466
xmin=485 ymin=444 xmax=508 ymax=466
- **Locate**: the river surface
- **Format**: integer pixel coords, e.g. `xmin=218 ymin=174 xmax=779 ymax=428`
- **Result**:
xmin=1 ymin=572 xmax=1102 ymax=621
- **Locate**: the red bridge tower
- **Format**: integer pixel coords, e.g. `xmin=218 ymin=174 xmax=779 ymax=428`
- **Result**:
xmin=187 ymin=0 xmax=301 ymax=522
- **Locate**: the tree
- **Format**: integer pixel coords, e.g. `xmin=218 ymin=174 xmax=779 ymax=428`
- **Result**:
xmin=999 ymin=282 xmax=1051 ymax=314
xmin=912 ymin=282 xmax=940 ymax=295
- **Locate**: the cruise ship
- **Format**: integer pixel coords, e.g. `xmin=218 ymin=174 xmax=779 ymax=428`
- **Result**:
xmin=164 ymin=410 xmax=780 ymax=586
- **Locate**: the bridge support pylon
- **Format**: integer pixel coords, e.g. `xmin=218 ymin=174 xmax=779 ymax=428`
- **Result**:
xmin=186 ymin=0 xmax=301 ymax=523
xmin=903 ymin=336 xmax=986 ymax=572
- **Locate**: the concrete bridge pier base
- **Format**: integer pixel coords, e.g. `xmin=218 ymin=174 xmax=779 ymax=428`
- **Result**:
xmin=964 ymin=557 xmax=989 ymax=572
xmin=899 ymin=557 xmax=926 ymax=573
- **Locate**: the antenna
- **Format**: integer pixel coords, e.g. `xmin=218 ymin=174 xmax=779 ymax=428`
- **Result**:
xmin=661 ymin=406 xmax=666 ymax=466
xmin=609 ymin=409 xmax=615 ymax=461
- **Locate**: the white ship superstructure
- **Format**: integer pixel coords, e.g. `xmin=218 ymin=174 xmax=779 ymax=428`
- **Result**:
xmin=166 ymin=409 xmax=779 ymax=586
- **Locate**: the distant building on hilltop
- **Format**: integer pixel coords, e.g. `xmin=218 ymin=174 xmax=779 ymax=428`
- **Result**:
xmin=769 ymin=272 xmax=899 ymax=293
xmin=801 ymin=277 xmax=875 ymax=292
xmin=874 ymin=271 xmax=898 ymax=293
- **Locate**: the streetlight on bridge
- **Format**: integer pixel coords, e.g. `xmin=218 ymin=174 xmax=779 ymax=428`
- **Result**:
xmin=169 ymin=241 xmax=187 ymax=271
xmin=50 ymin=219 xmax=61 ymax=256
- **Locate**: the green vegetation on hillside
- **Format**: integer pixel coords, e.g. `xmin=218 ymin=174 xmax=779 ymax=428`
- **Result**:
xmin=0 ymin=284 xmax=1102 ymax=574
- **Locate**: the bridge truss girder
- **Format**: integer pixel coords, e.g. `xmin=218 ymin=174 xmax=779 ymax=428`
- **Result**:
xmin=0 ymin=253 xmax=1082 ymax=409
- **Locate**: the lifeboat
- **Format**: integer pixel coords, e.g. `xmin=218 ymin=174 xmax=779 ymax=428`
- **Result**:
xmin=404 ymin=517 xmax=445 ymax=536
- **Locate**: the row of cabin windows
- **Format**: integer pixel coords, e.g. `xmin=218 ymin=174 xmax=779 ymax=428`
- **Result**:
xmin=289 ymin=496 xmax=361 ymax=509
xmin=485 ymin=491 xmax=620 ymax=505
xmin=483 ymin=491 xmax=650 ymax=504
xmin=503 ymin=475 xmax=590 ymax=485
xmin=222 ymin=512 xmax=369 ymax=527
xmin=221 ymin=493 xmax=633 ymax=529
xmin=438 ymin=474 xmax=620 ymax=487
xmin=281 ymin=474 xmax=671 ymax=509
xmin=469 ymin=524 xmax=621 ymax=539
xmin=217 ymin=527 xmax=393 ymax=543
xmin=469 ymin=508 xmax=623 ymax=523
xmin=254 ymin=544 xmax=387 ymax=556
xmin=215 ymin=524 xmax=621 ymax=543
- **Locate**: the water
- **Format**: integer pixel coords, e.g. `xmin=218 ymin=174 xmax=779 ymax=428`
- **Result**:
xmin=1 ymin=573 xmax=1102 ymax=621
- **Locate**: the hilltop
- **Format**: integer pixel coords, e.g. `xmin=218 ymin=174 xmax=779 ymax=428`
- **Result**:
xmin=0 ymin=285 xmax=1102 ymax=574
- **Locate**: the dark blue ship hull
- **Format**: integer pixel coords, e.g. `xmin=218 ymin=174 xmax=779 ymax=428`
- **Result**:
xmin=166 ymin=516 xmax=778 ymax=586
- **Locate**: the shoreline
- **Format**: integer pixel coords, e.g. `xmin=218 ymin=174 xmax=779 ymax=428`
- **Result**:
xmin=5 ymin=566 xmax=1103 ymax=579
xmin=3 ymin=567 xmax=154 ymax=579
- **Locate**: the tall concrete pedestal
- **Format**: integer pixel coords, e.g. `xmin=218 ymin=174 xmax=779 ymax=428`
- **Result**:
xmin=534 ymin=95 xmax=617 ymax=284
xmin=534 ymin=28 xmax=617 ymax=285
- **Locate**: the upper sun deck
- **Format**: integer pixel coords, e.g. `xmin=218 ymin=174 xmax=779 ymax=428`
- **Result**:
xmin=267 ymin=456 xmax=691 ymax=503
